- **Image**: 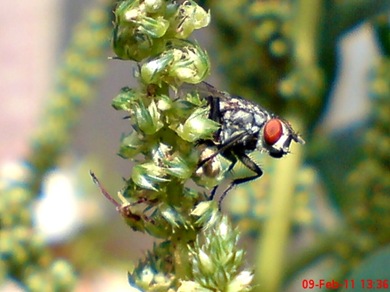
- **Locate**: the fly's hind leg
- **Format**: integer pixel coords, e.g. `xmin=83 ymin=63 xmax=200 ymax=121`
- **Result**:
xmin=218 ymin=153 xmax=263 ymax=210
xmin=208 ymin=152 xmax=237 ymax=201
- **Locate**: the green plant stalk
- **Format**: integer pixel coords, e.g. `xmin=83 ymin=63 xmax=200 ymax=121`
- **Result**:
xmin=293 ymin=0 xmax=322 ymax=68
xmin=173 ymin=239 xmax=192 ymax=279
xmin=255 ymin=117 xmax=304 ymax=292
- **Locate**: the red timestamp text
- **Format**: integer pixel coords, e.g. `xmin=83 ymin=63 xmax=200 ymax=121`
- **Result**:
xmin=302 ymin=279 xmax=389 ymax=289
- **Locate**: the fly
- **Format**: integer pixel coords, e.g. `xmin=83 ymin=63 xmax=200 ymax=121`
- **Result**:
xmin=182 ymin=82 xmax=305 ymax=210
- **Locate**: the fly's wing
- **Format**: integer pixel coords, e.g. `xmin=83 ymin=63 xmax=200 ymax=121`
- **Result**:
xmin=178 ymin=82 xmax=232 ymax=126
xmin=178 ymin=81 xmax=231 ymax=101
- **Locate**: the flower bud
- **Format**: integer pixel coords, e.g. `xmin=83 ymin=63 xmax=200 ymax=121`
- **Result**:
xmin=112 ymin=87 xmax=138 ymax=111
xmin=175 ymin=108 xmax=219 ymax=142
xmin=132 ymin=162 xmax=168 ymax=191
xmin=198 ymin=249 xmax=214 ymax=274
xmin=119 ymin=132 xmax=144 ymax=159
xmin=141 ymin=40 xmax=210 ymax=87
xmin=171 ymin=0 xmax=210 ymax=39
xmin=226 ymin=271 xmax=254 ymax=292
xmin=112 ymin=0 xmax=169 ymax=61
xmin=164 ymin=154 xmax=193 ymax=180
xmin=144 ymin=0 xmax=164 ymax=13
xmin=134 ymin=99 xmax=164 ymax=135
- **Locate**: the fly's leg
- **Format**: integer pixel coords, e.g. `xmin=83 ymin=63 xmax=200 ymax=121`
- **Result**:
xmin=207 ymin=95 xmax=221 ymax=123
xmin=208 ymin=152 xmax=237 ymax=200
xmin=209 ymin=185 xmax=218 ymax=201
xmin=197 ymin=132 xmax=247 ymax=170
xmin=207 ymin=95 xmax=222 ymax=141
xmin=218 ymin=153 xmax=263 ymax=210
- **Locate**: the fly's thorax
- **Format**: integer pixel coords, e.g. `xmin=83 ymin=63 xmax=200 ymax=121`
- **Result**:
xmin=218 ymin=97 xmax=269 ymax=145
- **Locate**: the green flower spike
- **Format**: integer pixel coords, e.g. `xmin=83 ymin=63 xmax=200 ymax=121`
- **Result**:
xmin=163 ymin=152 xmax=194 ymax=180
xmin=170 ymin=0 xmax=211 ymax=39
xmin=118 ymin=131 xmax=145 ymax=159
xmin=111 ymin=87 xmax=138 ymax=111
xmin=191 ymin=201 xmax=220 ymax=229
xmin=112 ymin=0 xmax=210 ymax=62
xmin=132 ymin=162 xmax=169 ymax=191
xmin=133 ymin=99 xmax=164 ymax=135
xmin=100 ymin=0 xmax=255 ymax=290
xmin=141 ymin=40 xmax=210 ymax=87
xmin=175 ymin=107 xmax=220 ymax=142
xmin=113 ymin=0 xmax=171 ymax=61
xmin=183 ymin=215 xmax=253 ymax=291
xmin=128 ymin=242 xmax=175 ymax=291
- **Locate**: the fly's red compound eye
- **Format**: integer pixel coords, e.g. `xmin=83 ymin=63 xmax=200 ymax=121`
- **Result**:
xmin=264 ymin=118 xmax=283 ymax=145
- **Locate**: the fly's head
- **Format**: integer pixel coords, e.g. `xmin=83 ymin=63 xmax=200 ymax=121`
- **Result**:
xmin=260 ymin=117 xmax=305 ymax=158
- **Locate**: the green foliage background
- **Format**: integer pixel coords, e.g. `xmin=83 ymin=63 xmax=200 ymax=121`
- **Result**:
xmin=1 ymin=0 xmax=389 ymax=291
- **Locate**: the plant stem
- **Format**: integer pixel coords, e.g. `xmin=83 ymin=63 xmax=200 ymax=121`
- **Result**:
xmin=254 ymin=117 xmax=304 ymax=292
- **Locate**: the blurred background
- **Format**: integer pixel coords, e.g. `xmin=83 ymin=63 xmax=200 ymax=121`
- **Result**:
xmin=1 ymin=0 xmax=389 ymax=291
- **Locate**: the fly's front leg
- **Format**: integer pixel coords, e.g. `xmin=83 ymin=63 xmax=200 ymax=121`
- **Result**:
xmin=207 ymin=95 xmax=221 ymax=123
